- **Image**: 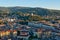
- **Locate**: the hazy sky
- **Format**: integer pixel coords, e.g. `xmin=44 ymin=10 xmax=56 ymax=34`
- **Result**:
xmin=0 ymin=0 xmax=60 ymax=10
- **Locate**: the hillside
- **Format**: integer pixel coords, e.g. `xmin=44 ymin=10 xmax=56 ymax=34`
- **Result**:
xmin=0 ymin=7 xmax=60 ymax=16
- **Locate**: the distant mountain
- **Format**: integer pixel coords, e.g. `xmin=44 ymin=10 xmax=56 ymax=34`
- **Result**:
xmin=0 ymin=6 xmax=60 ymax=16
